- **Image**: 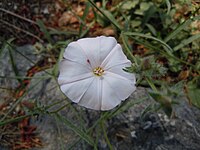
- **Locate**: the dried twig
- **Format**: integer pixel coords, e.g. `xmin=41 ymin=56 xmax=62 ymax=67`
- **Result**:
xmin=0 ymin=8 xmax=37 ymax=25
xmin=0 ymin=19 xmax=44 ymax=43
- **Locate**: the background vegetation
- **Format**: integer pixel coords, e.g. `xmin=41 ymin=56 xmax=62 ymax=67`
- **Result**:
xmin=0 ymin=0 xmax=199 ymax=149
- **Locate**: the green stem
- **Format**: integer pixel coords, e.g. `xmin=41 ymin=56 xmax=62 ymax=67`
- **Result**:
xmin=0 ymin=113 xmax=37 ymax=126
xmin=146 ymin=77 xmax=158 ymax=92
xmin=101 ymin=120 xmax=113 ymax=150
xmin=88 ymin=0 xmax=121 ymax=31
xmin=123 ymin=31 xmax=174 ymax=53
xmin=49 ymin=103 xmax=70 ymax=114
xmin=121 ymin=34 xmax=135 ymax=61
xmin=0 ymin=79 xmax=43 ymax=122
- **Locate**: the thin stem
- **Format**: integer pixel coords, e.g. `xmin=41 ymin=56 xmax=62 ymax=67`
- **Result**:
xmin=0 ymin=113 xmax=37 ymax=126
xmin=49 ymin=103 xmax=70 ymax=114
xmin=0 ymin=8 xmax=37 ymax=25
xmin=0 ymin=79 xmax=43 ymax=121
xmin=121 ymin=34 xmax=135 ymax=61
xmin=101 ymin=120 xmax=113 ymax=150
xmin=146 ymin=77 xmax=158 ymax=92
xmin=0 ymin=19 xmax=43 ymax=42
xmin=88 ymin=0 xmax=121 ymax=31
xmin=0 ymin=75 xmax=50 ymax=80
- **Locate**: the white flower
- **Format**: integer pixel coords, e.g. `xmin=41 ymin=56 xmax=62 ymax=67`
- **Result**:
xmin=58 ymin=36 xmax=136 ymax=110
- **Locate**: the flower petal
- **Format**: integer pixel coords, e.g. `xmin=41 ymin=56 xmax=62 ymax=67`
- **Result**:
xmin=64 ymin=36 xmax=119 ymax=69
xmin=78 ymin=77 xmax=102 ymax=110
xmin=58 ymin=72 xmax=93 ymax=85
xmin=59 ymin=59 xmax=91 ymax=78
xmin=101 ymin=44 xmax=130 ymax=69
xmin=99 ymin=36 xmax=117 ymax=63
xmin=103 ymin=71 xmax=136 ymax=100
xmin=107 ymin=62 xmax=136 ymax=83
xmin=59 ymin=76 xmax=94 ymax=103
xmin=63 ymin=42 xmax=92 ymax=68
xmin=101 ymin=79 xmax=122 ymax=110
xmin=77 ymin=37 xmax=101 ymax=67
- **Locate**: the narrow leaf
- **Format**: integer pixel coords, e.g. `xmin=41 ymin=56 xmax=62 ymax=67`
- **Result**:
xmin=173 ymin=34 xmax=200 ymax=51
xmin=54 ymin=113 xmax=95 ymax=146
xmin=149 ymin=92 xmax=172 ymax=117
xmin=88 ymin=0 xmax=121 ymax=30
xmin=123 ymin=31 xmax=173 ymax=54
xmin=164 ymin=15 xmax=200 ymax=42
xmin=8 ymin=46 xmax=21 ymax=83
xmin=186 ymin=79 xmax=200 ymax=109
xmin=36 ymin=19 xmax=53 ymax=44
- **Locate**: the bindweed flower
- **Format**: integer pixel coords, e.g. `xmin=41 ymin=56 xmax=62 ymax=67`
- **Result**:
xmin=58 ymin=36 xmax=136 ymax=110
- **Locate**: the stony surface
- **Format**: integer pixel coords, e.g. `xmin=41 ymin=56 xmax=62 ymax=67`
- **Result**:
xmin=1 ymin=45 xmax=200 ymax=150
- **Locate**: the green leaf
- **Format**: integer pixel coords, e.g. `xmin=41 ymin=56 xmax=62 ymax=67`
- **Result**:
xmin=102 ymin=9 xmax=121 ymax=29
xmin=165 ymin=0 xmax=171 ymax=15
xmin=108 ymin=97 xmax=147 ymax=119
xmin=0 ymin=38 xmax=15 ymax=58
xmin=141 ymin=5 xmax=157 ymax=28
xmin=49 ymin=28 xmax=78 ymax=36
xmin=121 ymin=0 xmax=139 ymax=10
xmin=36 ymin=19 xmax=53 ymax=44
xmin=164 ymin=15 xmax=200 ymax=43
xmin=121 ymin=34 xmax=134 ymax=61
xmin=0 ymin=113 xmax=37 ymax=126
xmin=52 ymin=40 xmax=71 ymax=77
xmin=54 ymin=113 xmax=95 ymax=146
xmin=149 ymin=92 xmax=172 ymax=117
xmin=146 ymin=23 xmax=157 ymax=36
xmin=140 ymin=103 xmax=157 ymax=119
xmin=79 ymin=1 xmax=91 ymax=37
xmin=187 ymin=78 xmax=200 ymax=109
xmin=88 ymin=0 xmax=121 ymax=30
xmin=173 ymin=33 xmax=200 ymax=51
xmin=0 ymin=79 xmax=43 ymax=122
xmin=123 ymin=31 xmax=173 ymax=54
xmin=8 ymin=45 xmax=21 ymax=83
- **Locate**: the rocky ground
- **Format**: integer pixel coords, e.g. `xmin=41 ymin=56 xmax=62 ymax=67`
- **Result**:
xmin=1 ymin=45 xmax=200 ymax=150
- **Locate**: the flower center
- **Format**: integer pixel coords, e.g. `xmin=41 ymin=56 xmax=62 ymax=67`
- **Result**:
xmin=93 ymin=67 xmax=104 ymax=76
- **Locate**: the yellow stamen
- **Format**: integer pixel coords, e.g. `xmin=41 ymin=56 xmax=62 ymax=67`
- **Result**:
xmin=93 ymin=67 xmax=104 ymax=76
